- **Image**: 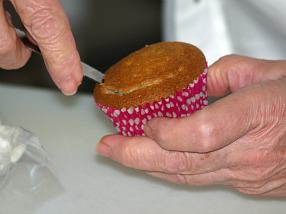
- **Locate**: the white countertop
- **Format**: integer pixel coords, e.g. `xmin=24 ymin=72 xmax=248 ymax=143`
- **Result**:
xmin=0 ymin=83 xmax=285 ymax=214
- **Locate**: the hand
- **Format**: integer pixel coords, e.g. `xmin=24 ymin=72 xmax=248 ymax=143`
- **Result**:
xmin=97 ymin=55 xmax=286 ymax=197
xmin=0 ymin=0 xmax=82 ymax=95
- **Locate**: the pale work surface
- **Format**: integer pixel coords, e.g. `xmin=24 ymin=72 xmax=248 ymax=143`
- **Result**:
xmin=0 ymin=83 xmax=285 ymax=214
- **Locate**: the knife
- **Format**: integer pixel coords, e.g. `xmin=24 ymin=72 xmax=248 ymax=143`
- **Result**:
xmin=15 ymin=28 xmax=104 ymax=83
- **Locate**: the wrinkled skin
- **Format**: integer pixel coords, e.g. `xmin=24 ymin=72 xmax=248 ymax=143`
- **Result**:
xmin=0 ymin=0 xmax=82 ymax=95
xmin=97 ymin=55 xmax=286 ymax=197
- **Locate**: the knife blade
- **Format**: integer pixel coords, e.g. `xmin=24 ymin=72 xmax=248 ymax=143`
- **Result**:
xmin=15 ymin=28 xmax=104 ymax=83
xmin=81 ymin=61 xmax=104 ymax=83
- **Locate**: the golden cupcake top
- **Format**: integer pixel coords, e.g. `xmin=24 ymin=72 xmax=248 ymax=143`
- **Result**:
xmin=94 ymin=41 xmax=206 ymax=108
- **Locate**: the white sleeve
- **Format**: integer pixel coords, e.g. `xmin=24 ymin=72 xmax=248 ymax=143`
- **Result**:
xmin=162 ymin=0 xmax=233 ymax=64
xmin=163 ymin=0 xmax=286 ymax=61
xmin=222 ymin=0 xmax=286 ymax=60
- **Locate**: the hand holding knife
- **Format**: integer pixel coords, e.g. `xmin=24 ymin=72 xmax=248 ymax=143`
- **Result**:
xmin=2 ymin=0 xmax=104 ymax=96
xmin=15 ymin=28 xmax=104 ymax=83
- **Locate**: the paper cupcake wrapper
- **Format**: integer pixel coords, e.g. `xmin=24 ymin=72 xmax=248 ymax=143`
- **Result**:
xmin=96 ymin=69 xmax=208 ymax=136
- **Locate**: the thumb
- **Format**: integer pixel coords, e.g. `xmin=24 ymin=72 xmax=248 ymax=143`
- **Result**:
xmin=145 ymin=80 xmax=276 ymax=153
xmin=207 ymin=55 xmax=286 ymax=96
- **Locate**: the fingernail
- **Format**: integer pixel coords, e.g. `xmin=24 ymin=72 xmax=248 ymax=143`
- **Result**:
xmin=96 ymin=142 xmax=112 ymax=157
xmin=62 ymin=91 xmax=77 ymax=96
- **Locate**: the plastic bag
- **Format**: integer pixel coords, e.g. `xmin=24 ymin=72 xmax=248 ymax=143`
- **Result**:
xmin=0 ymin=122 xmax=62 ymax=214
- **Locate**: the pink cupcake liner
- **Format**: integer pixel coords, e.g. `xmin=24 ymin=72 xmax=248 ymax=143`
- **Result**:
xmin=96 ymin=69 xmax=208 ymax=136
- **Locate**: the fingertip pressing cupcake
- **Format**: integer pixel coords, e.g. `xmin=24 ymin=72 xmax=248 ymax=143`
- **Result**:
xmin=94 ymin=41 xmax=208 ymax=136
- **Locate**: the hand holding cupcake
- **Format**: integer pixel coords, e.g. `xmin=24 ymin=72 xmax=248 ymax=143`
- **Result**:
xmin=97 ymin=55 xmax=286 ymax=197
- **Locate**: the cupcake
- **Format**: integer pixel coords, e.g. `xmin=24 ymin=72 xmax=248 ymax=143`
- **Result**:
xmin=94 ymin=41 xmax=208 ymax=136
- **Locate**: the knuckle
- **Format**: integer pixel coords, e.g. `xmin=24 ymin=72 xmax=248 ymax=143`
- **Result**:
xmin=216 ymin=54 xmax=242 ymax=68
xmin=47 ymin=52 xmax=79 ymax=77
xmin=218 ymin=54 xmax=239 ymax=63
xmin=235 ymin=178 xmax=285 ymax=196
xmin=158 ymin=152 xmax=192 ymax=173
xmin=196 ymin=116 xmax=219 ymax=152
xmin=246 ymin=150 xmax=276 ymax=181
xmin=235 ymin=187 xmax=262 ymax=196
xmin=234 ymin=181 xmax=273 ymax=196
xmin=28 ymin=8 xmax=66 ymax=41
xmin=118 ymin=143 xmax=137 ymax=167
xmin=253 ymin=167 xmax=274 ymax=181
xmin=172 ymin=174 xmax=189 ymax=185
xmin=118 ymin=140 xmax=150 ymax=169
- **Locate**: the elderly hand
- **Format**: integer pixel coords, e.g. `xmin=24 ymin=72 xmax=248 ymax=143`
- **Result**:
xmin=97 ymin=55 xmax=286 ymax=197
xmin=0 ymin=0 xmax=82 ymax=95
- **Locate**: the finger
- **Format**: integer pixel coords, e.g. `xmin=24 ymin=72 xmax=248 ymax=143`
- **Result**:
xmin=96 ymin=135 xmax=226 ymax=174
xmin=11 ymin=0 xmax=83 ymax=95
xmin=207 ymin=55 xmax=286 ymax=96
xmin=0 ymin=1 xmax=31 ymax=69
xmin=147 ymin=169 xmax=230 ymax=186
xmin=145 ymin=82 xmax=265 ymax=153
